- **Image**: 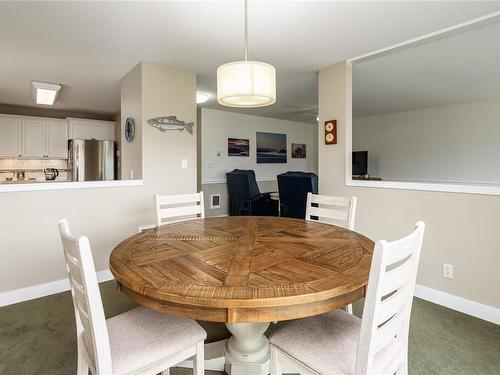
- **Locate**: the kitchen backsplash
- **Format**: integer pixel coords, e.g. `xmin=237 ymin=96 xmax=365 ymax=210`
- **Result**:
xmin=0 ymin=158 xmax=68 ymax=182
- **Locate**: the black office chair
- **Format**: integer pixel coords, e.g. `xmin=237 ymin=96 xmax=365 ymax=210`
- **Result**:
xmin=226 ymin=169 xmax=278 ymax=216
xmin=277 ymin=171 xmax=318 ymax=219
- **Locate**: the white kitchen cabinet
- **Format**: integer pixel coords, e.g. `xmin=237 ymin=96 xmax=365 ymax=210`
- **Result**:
xmin=0 ymin=114 xmax=112 ymax=160
xmin=21 ymin=119 xmax=45 ymax=157
xmin=46 ymin=120 xmax=68 ymax=158
xmin=68 ymin=118 xmax=115 ymax=141
xmin=0 ymin=117 xmax=21 ymax=157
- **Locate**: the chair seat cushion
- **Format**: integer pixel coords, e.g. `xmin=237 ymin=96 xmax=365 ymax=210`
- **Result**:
xmin=107 ymin=307 xmax=206 ymax=375
xmin=269 ymin=309 xmax=360 ymax=375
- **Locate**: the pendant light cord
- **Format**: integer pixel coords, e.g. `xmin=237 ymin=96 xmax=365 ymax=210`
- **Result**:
xmin=244 ymin=0 xmax=249 ymax=61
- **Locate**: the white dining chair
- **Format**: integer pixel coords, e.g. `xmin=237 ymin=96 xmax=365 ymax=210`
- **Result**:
xmin=306 ymin=192 xmax=357 ymax=313
xmin=269 ymin=221 xmax=425 ymax=375
xmin=306 ymin=192 xmax=357 ymax=230
xmin=58 ymin=219 xmax=206 ymax=375
xmin=155 ymin=192 xmax=205 ymax=227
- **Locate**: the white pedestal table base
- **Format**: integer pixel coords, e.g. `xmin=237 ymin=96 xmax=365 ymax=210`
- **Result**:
xmin=177 ymin=322 xmax=273 ymax=375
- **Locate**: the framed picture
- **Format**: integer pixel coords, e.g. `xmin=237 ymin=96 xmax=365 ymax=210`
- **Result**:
xmin=228 ymin=138 xmax=250 ymax=157
xmin=256 ymin=132 xmax=287 ymax=163
xmin=291 ymin=143 xmax=307 ymax=159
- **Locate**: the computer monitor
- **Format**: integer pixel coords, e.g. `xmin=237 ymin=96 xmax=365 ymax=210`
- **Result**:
xmin=352 ymin=151 xmax=368 ymax=176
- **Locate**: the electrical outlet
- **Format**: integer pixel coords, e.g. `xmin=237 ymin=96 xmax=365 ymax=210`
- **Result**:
xmin=442 ymin=263 xmax=454 ymax=279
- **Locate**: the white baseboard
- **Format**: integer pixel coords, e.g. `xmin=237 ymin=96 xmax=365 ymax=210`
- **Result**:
xmin=0 ymin=269 xmax=114 ymax=308
xmin=414 ymin=284 xmax=500 ymax=325
xmin=1 ymin=273 xmax=499 ymax=326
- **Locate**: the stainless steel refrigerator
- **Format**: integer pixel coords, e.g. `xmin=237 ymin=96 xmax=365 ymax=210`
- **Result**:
xmin=68 ymin=139 xmax=115 ymax=181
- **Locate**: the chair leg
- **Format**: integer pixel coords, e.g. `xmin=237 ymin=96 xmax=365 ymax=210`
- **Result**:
xmin=396 ymin=358 xmax=408 ymax=375
xmin=270 ymin=345 xmax=282 ymax=375
xmin=396 ymin=364 xmax=407 ymax=375
xmin=345 ymin=303 xmax=353 ymax=315
xmin=77 ymin=353 xmax=89 ymax=375
xmin=193 ymin=341 xmax=204 ymax=375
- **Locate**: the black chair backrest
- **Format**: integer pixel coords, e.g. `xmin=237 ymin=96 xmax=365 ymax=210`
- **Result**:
xmin=226 ymin=169 xmax=261 ymax=201
xmin=226 ymin=169 xmax=262 ymax=215
xmin=277 ymin=171 xmax=318 ymax=219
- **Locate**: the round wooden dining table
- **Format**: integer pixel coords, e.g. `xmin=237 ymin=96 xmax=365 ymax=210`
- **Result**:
xmin=110 ymin=216 xmax=374 ymax=375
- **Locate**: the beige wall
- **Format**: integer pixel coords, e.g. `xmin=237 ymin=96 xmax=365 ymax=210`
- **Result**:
xmin=319 ymin=62 xmax=500 ymax=309
xmin=0 ymin=63 xmax=197 ymax=293
xmin=142 ymin=63 xmax=197 ymax=193
xmin=120 ymin=64 xmax=143 ymax=180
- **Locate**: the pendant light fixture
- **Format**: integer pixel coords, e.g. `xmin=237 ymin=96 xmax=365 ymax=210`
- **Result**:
xmin=217 ymin=0 xmax=276 ymax=108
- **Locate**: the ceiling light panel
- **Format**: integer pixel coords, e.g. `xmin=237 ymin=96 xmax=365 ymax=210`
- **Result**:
xmin=32 ymin=81 xmax=62 ymax=105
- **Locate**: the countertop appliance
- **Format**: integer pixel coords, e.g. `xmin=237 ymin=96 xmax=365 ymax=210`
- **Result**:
xmin=16 ymin=170 xmax=25 ymax=181
xmin=44 ymin=168 xmax=59 ymax=181
xmin=68 ymin=139 xmax=115 ymax=182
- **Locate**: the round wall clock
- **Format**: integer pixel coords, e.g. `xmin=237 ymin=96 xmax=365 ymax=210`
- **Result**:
xmin=125 ymin=117 xmax=135 ymax=142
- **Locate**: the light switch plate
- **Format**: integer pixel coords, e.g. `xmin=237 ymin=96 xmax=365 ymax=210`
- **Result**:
xmin=181 ymin=159 xmax=188 ymax=169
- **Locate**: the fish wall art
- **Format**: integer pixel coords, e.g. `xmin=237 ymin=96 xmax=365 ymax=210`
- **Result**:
xmin=147 ymin=116 xmax=194 ymax=135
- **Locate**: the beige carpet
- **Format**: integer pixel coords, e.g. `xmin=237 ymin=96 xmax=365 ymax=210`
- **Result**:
xmin=0 ymin=281 xmax=499 ymax=374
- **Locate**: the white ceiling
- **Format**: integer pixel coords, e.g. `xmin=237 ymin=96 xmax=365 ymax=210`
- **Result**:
xmin=353 ymin=17 xmax=500 ymax=118
xmin=0 ymin=1 xmax=499 ymax=123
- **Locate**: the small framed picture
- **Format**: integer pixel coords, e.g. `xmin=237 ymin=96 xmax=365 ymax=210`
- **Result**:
xmin=291 ymin=143 xmax=306 ymax=159
xmin=228 ymin=138 xmax=250 ymax=157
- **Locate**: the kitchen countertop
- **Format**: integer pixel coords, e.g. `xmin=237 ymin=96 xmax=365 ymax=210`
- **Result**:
xmin=1 ymin=179 xmax=69 ymax=184
xmin=0 ymin=179 xmax=143 ymax=193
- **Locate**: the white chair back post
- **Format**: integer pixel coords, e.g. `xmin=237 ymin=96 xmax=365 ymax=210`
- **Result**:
xmin=155 ymin=192 xmax=205 ymax=227
xmin=58 ymin=219 xmax=112 ymax=374
xmin=355 ymin=222 xmax=425 ymax=375
xmin=306 ymin=192 xmax=357 ymax=230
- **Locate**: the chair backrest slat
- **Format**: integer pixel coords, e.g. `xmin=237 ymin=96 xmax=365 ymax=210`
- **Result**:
xmin=65 ymin=254 xmax=84 ymax=286
xmin=158 ymin=205 xmax=203 ymax=220
xmin=156 ymin=193 xmax=203 ymax=205
xmin=306 ymin=192 xmax=357 ymax=230
xmin=307 ymin=205 xmax=349 ymax=222
xmin=355 ymin=221 xmax=425 ymax=375
xmin=372 ymin=309 xmax=405 ymax=354
xmin=309 ymin=194 xmax=350 ymax=207
xmin=383 ymin=235 xmax=418 ymax=265
xmin=380 ymin=256 xmax=415 ymax=295
xmin=58 ymin=219 xmax=112 ymax=374
xmin=155 ymin=192 xmax=205 ymax=227
xmin=376 ymin=280 xmax=413 ymax=325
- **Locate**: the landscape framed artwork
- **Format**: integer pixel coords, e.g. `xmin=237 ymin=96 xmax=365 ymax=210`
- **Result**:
xmin=256 ymin=132 xmax=287 ymax=163
xmin=228 ymin=138 xmax=250 ymax=157
xmin=291 ymin=143 xmax=307 ymax=159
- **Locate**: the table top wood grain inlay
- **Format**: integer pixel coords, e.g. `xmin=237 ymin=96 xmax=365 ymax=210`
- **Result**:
xmin=110 ymin=216 xmax=374 ymax=323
